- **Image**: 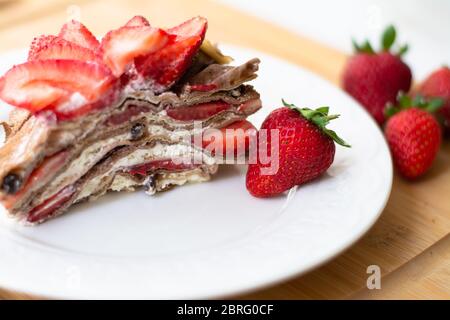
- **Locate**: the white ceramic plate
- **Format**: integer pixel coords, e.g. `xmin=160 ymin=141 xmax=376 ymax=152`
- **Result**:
xmin=0 ymin=45 xmax=392 ymax=299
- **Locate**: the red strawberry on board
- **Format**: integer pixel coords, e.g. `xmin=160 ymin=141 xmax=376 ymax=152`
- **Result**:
xmin=342 ymin=25 xmax=412 ymax=125
xmin=246 ymin=100 xmax=350 ymax=198
xmin=59 ymin=20 xmax=100 ymax=51
xmin=417 ymin=66 xmax=450 ymax=131
xmin=384 ymin=94 xmax=443 ymax=179
xmin=135 ymin=16 xmax=207 ymax=92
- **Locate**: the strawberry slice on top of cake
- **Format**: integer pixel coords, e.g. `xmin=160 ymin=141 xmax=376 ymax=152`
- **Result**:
xmin=0 ymin=16 xmax=261 ymax=224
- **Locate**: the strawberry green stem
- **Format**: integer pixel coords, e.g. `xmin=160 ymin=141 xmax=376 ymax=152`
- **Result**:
xmin=382 ymin=25 xmax=396 ymax=51
xmin=282 ymin=99 xmax=351 ymax=147
xmin=352 ymin=24 xmax=408 ymax=56
xmin=384 ymin=92 xmax=444 ymax=118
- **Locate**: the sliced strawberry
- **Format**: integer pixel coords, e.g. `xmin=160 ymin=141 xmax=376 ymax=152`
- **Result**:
xmin=100 ymin=26 xmax=169 ymax=77
xmin=202 ymin=120 xmax=257 ymax=156
xmin=0 ymin=77 xmax=68 ymax=112
xmin=2 ymin=150 xmax=70 ymax=210
xmin=0 ymin=60 xmax=115 ymax=112
xmin=29 ymin=35 xmax=57 ymax=60
xmin=134 ymin=36 xmax=200 ymax=91
xmin=128 ymin=159 xmax=199 ymax=176
xmin=27 ymin=184 xmax=76 ymax=223
xmin=237 ymin=98 xmax=262 ymax=115
xmin=166 ymin=101 xmax=231 ymax=121
xmin=125 ymin=15 xmax=150 ymax=27
xmin=54 ymin=87 xmax=120 ymax=120
xmin=31 ymin=41 xmax=101 ymax=63
xmin=134 ymin=17 xmax=207 ymax=92
xmin=59 ymin=20 xmax=100 ymax=51
xmin=106 ymin=104 xmax=151 ymax=125
xmin=28 ymin=35 xmax=70 ymax=61
xmin=189 ymin=84 xmax=217 ymax=92
xmin=168 ymin=16 xmax=207 ymax=40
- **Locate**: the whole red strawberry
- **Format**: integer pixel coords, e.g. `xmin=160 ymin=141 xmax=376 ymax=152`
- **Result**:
xmin=246 ymin=101 xmax=350 ymax=197
xmin=417 ymin=66 xmax=450 ymax=130
xmin=384 ymin=95 xmax=442 ymax=179
xmin=342 ymin=25 xmax=412 ymax=125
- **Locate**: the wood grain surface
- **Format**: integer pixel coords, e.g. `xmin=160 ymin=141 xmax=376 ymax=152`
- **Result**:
xmin=0 ymin=0 xmax=448 ymax=300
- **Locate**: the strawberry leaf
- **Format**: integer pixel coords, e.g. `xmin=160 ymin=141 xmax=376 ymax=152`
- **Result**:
xmin=360 ymin=40 xmax=375 ymax=54
xmin=282 ymin=99 xmax=351 ymax=147
xmin=426 ymin=98 xmax=444 ymax=113
xmin=382 ymin=25 xmax=396 ymax=51
xmin=352 ymin=39 xmax=374 ymax=54
xmin=385 ymin=102 xmax=400 ymax=118
xmin=352 ymin=39 xmax=360 ymax=52
xmin=398 ymin=44 xmax=409 ymax=57
xmin=352 ymin=24 xmax=408 ymax=56
xmin=412 ymin=94 xmax=425 ymax=107
xmin=385 ymin=92 xmax=444 ymax=118
xmin=398 ymin=92 xmax=412 ymax=108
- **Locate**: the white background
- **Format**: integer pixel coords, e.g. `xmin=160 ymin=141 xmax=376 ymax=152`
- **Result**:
xmin=219 ymin=0 xmax=450 ymax=81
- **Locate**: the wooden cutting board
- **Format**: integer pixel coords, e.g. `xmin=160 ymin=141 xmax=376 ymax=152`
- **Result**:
xmin=0 ymin=0 xmax=449 ymax=300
